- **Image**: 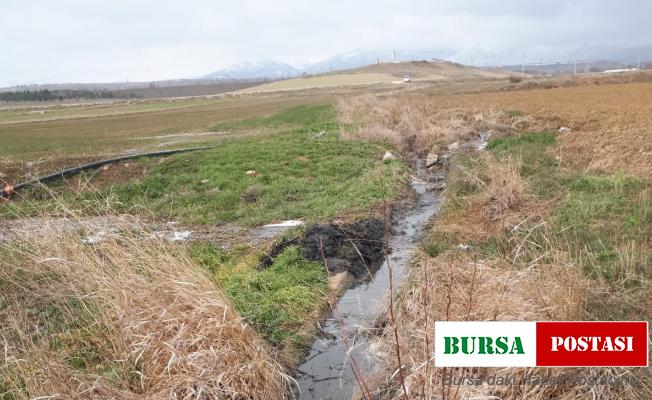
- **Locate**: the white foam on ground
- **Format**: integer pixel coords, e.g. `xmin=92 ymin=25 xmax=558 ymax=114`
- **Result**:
xmin=262 ymin=220 xmax=304 ymax=228
xmin=170 ymin=231 xmax=192 ymax=241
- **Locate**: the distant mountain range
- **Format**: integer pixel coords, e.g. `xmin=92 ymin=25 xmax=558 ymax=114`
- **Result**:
xmin=203 ymin=49 xmax=457 ymax=80
xmin=204 ymin=45 xmax=652 ymax=80
xmin=204 ymin=61 xmax=299 ymax=80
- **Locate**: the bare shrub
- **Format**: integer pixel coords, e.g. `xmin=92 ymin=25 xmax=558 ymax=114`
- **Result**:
xmin=0 ymin=221 xmax=292 ymax=399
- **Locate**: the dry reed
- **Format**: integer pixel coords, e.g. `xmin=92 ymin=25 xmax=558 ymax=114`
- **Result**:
xmin=0 ymin=217 xmax=292 ymax=399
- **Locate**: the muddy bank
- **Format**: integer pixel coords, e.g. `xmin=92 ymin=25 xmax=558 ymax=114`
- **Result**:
xmin=301 ymin=219 xmax=386 ymax=278
xmin=259 ymin=218 xmax=388 ymax=278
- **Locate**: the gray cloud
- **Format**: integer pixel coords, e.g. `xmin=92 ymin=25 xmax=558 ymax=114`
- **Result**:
xmin=1 ymin=0 xmax=650 ymax=86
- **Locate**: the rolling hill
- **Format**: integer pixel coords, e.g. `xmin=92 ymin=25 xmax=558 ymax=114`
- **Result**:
xmin=236 ymin=60 xmax=512 ymax=93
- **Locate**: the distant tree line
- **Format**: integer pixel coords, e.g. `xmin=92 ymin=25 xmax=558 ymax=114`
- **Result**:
xmin=0 ymin=89 xmax=126 ymax=102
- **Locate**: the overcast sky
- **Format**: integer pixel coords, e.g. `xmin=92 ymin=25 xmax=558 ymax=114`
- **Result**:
xmin=1 ymin=0 xmax=650 ymax=86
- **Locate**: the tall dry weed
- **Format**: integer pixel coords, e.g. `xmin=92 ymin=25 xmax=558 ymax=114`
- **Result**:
xmin=463 ymin=153 xmax=529 ymax=224
xmin=0 ymin=219 xmax=292 ymax=399
xmin=337 ymin=95 xmax=514 ymax=155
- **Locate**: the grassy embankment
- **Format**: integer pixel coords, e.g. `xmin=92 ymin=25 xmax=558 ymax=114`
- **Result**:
xmin=1 ymin=104 xmax=408 ymax=398
xmin=374 ymin=130 xmax=651 ymax=399
xmin=5 ymin=104 xmax=405 ymax=227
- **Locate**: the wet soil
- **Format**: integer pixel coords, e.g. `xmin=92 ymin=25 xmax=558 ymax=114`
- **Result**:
xmin=301 ymin=219 xmax=386 ymax=278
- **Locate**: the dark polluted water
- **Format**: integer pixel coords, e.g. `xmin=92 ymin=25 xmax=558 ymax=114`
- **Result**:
xmin=294 ymin=159 xmax=445 ymax=400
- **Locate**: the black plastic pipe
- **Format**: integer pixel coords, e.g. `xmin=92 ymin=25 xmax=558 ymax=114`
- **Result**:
xmin=1 ymin=145 xmax=215 ymax=198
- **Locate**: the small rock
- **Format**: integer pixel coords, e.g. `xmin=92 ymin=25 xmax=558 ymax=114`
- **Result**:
xmin=296 ymin=156 xmax=309 ymax=162
xmin=382 ymin=151 xmax=397 ymax=162
xmin=208 ymin=187 xmax=221 ymax=194
xmin=558 ymin=127 xmax=571 ymax=133
xmin=245 ymin=170 xmax=258 ymax=176
xmin=101 ymin=165 xmax=111 ymax=172
xmin=314 ymin=130 xmax=326 ymax=138
xmin=457 ymin=243 xmax=470 ymax=251
xmin=123 ymin=163 xmax=130 ymax=167
xmin=200 ymin=179 xmax=209 ymax=184
xmin=448 ymin=142 xmax=460 ymax=152
xmin=425 ymin=153 xmax=439 ymax=168
xmin=25 ymin=161 xmax=36 ymax=169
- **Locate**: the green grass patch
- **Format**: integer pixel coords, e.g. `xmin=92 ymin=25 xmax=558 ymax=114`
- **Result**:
xmin=504 ymin=109 xmax=523 ymax=118
xmin=189 ymin=242 xmax=327 ymax=344
xmin=105 ymin=104 xmax=403 ymax=226
xmin=486 ymin=131 xmax=556 ymax=154
xmin=556 ymin=172 xmax=651 ymax=280
xmin=213 ymin=104 xmax=337 ymax=133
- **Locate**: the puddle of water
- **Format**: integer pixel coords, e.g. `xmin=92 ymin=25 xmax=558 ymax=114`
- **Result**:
xmin=294 ymin=160 xmax=445 ymax=400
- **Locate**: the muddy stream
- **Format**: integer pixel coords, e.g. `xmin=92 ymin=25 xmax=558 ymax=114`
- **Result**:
xmin=294 ymin=159 xmax=445 ymax=399
xmin=294 ymin=134 xmax=489 ymax=399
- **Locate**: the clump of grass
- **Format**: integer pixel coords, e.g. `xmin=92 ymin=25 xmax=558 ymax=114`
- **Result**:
xmin=0 ymin=219 xmax=292 ymax=399
xmin=189 ymin=243 xmax=328 ymax=345
xmin=464 ymin=153 xmax=529 ymax=222
xmin=505 ymin=109 xmax=523 ymax=117
xmin=242 ymin=184 xmax=264 ymax=203
xmin=486 ymin=130 xmax=556 ymax=155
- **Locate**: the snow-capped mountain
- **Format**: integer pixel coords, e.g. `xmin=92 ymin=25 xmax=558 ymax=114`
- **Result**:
xmin=205 ymin=50 xmax=456 ymax=81
xmin=204 ymin=60 xmax=300 ymax=80
xmin=304 ymin=49 xmax=457 ymax=75
xmin=204 ymin=45 xmax=652 ymax=81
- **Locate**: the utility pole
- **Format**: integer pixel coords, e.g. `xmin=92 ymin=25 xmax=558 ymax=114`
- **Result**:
xmin=573 ymin=60 xmax=577 ymax=77
xmin=521 ymin=52 xmax=525 ymax=75
xmin=638 ymin=54 xmax=642 ymax=70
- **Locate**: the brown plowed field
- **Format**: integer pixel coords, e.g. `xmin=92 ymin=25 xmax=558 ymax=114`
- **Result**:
xmin=441 ymin=81 xmax=652 ymax=176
